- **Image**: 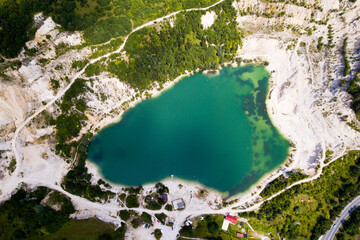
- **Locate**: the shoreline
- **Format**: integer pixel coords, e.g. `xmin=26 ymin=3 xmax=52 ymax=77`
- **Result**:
xmin=91 ymin=70 xmax=196 ymax=134
xmin=85 ymin=61 xmax=293 ymax=203
xmin=86 ymin=160 xmax=229 ymax=197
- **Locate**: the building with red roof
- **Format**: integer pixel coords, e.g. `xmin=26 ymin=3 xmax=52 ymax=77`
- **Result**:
xmin=225 ymin=215 xmax=237 ymax=225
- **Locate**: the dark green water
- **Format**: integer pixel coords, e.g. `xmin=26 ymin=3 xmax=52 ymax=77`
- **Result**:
xmin=88 ymin=65 xmax=289 ymax=196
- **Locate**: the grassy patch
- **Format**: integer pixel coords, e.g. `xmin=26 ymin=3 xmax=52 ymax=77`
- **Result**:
xmin=47 ymin=218 xmax=115 ymax=240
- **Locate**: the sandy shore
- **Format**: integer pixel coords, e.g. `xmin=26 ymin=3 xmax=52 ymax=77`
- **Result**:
xmin=83 ymin=58 xmax=290 ymax=207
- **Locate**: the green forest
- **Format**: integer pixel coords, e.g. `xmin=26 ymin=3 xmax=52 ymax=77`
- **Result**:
xmin=108 ymin=0 xmax=242 ymax=90
xmin=336 ymin=207 xmax=360 ymax=239
xmin=0 ymin=187 xmax=126 ymax=240
xmin=239 ymin=151 xmax=360 ymax=240
xmin=0 ymin=187 xmax=75 ymax=239
xmin=0 ymin=0 xmax=218 ymax=58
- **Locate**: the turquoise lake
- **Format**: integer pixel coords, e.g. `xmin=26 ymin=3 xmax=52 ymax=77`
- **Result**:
xmin=88 ymin=65 xmax=290 ymax=196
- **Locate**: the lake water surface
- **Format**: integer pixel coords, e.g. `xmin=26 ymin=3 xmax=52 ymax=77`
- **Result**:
xmin=88 ymin=65 xmax=289 ymax=196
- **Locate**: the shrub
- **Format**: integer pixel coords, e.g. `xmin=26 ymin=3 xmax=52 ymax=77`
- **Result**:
xmin=126 ymin=194 xmax=139 ymax=208
xmin=141 ymin=212 xmax=152 ymax=225
xmin=154 ymin=229 xmax=162 ymax=240
xmin=97 ymin=0 xmax=111 ymax=6
xmin=165 ymin=204 xmax=173 ymax=211
xmin=155 ymin=213 xmax=167 ymax=224
xmin=119 ymin=210 xmax=131 ymax=221
xmin=131 ymin=218 xmax=140 ymax=229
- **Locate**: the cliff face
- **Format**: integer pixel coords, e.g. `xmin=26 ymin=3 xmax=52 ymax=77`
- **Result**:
xmin=0 ymin=86 xmax=27 ymax=129
xmin=233 ymin=0 xmax=360 ymax=175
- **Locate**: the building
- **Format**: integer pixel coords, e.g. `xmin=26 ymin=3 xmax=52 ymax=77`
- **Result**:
xmin=225 ymin=215 xmax=237 ymax=224
xmin=237 ymin=233 xmax=244 ymax=237
xmin=160 ymin=194 xmax=168 ymax=202
xmin=221 ymin=220 xmax=230 ymax=231
xmin=221 ymin=215 xmax=238 ymax=231
xmin=173 ymin=199 xmax=185 ymax=210
xmin=177 ymin=202 xmax=184 ymax=209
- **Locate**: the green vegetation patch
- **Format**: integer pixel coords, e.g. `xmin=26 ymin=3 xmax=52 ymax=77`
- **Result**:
xmin=260 ymin=171 xmax=307 ymax=199
xmin=241 ymin=151 xmax=360 ymax=240
xmin=83 ymin=16 xmax=131 ymax=44
xmin=347 ymin=71 xmax=360 ymax=121
xmin=0 ymin=187 xmax=127 ymax=239
xmin=54 ymin=78 xmax=89 ymax=157
xmin=165 ymin=204 xmax=173 ymax=211
xmin=0 ymin=0 xmax=88 ymax=58
xmin=342 ymin=37 xmax=350 ymax=77
xmin=154 ymin=229 xmax=162 ymax=240
xmin=108 ymin=0 xmax=242 ymax=90
xmin=72 ymin=59 xmax=90 ymax=70
xmin=61 ymin=133 xmax=116 ymax=202
xmin=336 ymin=207 xmax=360 ymax=239
xmin=0 ymin=187 xmax=75 ymax=240
xmin=141 ymin=212 xmax=153 ymax=225
xmin=0 ymin=0 xmax=219 ymax=58
xmin=47 ymin=218 xmax=115 ymax=240
xmin=155 ymin=213 xmax=167 ymax=224
xmin=112 ymin=0 xmax=218 ymax=27
xmin=62 ymin=165 xmax=116 ymax=202
xmin=119 ymin=210 xmax=134 ymax=221
xmin=126 ymin=194 xmax=140 ymax=208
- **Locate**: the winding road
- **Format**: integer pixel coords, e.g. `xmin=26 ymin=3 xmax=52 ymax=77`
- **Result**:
xmin=323 ymin=195 xmax=360 ymax=240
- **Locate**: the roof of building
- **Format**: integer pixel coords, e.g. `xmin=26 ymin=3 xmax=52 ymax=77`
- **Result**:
xmin=160 ymin=194 xmax=168 ymax=201
xmin=221 ymin=220 xmax=230 ymax=231
xmin=225 ymin=215 xmax=237 ymax=224
xmin=177 ymin=202 xmax=184 ymax=209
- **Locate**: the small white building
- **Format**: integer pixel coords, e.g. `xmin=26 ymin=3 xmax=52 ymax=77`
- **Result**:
xmin=173 ymin=199 xmax=185 ymax=210
xmin=222 ymin=220 xmax=230 ymax=231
